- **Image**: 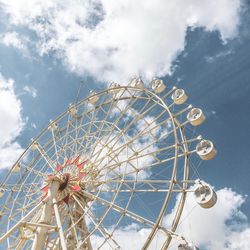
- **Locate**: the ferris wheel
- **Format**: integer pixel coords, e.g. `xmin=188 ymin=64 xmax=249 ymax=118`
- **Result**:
xmin=0 ymin=78 xmax=217 ymax=250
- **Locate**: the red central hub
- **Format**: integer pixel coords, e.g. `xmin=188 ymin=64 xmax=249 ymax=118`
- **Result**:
xmin=41 ymin=156 xmax=89 ymax=204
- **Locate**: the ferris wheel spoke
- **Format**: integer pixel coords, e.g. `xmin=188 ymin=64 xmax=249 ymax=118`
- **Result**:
xmin=94 ymin=146 xmax=175 ymax=184
xmin=83 ymin=125 xmax=114 ymax=158
xmin=88 ymin=92 xmax=151 ymax=161
xmin=84 ymin=203 xmax=121 ymax=249
xmin=101 ymin=145 xmax=175 ymax=175
xmin=19 ymin=154 xmax=50 ymax=182
xmin=72 ymin=201 xmax=93 ymax=250
xmin=52 ymin=131 xmax=68 ymax=164
xmin=61 ymin=114 xmax=74 ymax=159
xmin=80 ymin=190 xmax=169 ymax=235
xmin=19 ymin=186 xmax=46 ymax=216
xmin=59 ymin=119 xmax=77 ymax=160
xmin=69 ymin=117 xmax=87 ymax=160
xmin=87 ymin=178 xmax=172 ymax=186
xmin=82 ymin=96 xmax=124 ymax=157
xmin=83 ymin=116 xmax=105 ymax=152
xmin=101 ymin=149 xmax=196 ymax=181
xmin=94 ymin=179 xmax=167 ymax=193
xmin=9 ymin=200 xmax=40 ymax=221
xmin=0 ymin=200 xmax=44 ymax=243
xmin=24 ymin=165 xmax=48 ymax=178
xmin=73 ymin=127 xmax=104 ymax=156
xmin=65 ymin=136 xmax=77 ymax=159
xmin=95 ymin=188 xmax=193 ymax=193
xmin=90 ymin=95 xmax=172 ymax=164
xmin=72 ymin=195 xmax=119 ymax=250
xmin=90 ymin=117 xmax=176 ymax=172
xmin=84 ymin=129 xmax=113 ymax=157
xmin=1 ymin=156 xmax=46 ymax=190
xmin=75 ymin=172 xmax=125 ymax=241
xmin=48 ymin=125 xmax=61 ymax=164
xmin=3 ymin=183 xmax=41 ymax=193
xmin=80 ymin=134 xmax=133 ymax=181
xmin=72 ymin=117 xmax=81 ymax=160
xmin=5 ymin=206 xmax=45 ymax=248
xmin=67 ymin=101 xmax=103 ymax=159
xmin=32 ymin=141 xmax=55 ymax=171
xmin=56 ymin=128 xmax=71 ymax=161
xmin=91 ymin=139 xmax=137 ymax=175
xmin=2 ymin=189 xmax=43 ymax=230
xmin=83 ymin=94 xmax=142 ymax=156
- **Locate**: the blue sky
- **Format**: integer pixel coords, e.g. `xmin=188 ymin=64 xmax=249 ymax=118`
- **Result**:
xmin=0 ymin=0 xmax=249 ymax=249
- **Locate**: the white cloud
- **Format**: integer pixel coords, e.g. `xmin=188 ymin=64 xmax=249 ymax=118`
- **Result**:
xmin=91 ymin=224 xmax=152 ymax=249
xmin=226 ymin=228 xmax=250 ymax=250
xmin=30 ymin=122 xmax=37 ymax=129
xmin=0 ymin=31 xmax=29 ymax=55
xmin=90 ymin=131 xmax=156 ymax=180
xmin=0 ymin=142 xmax=23 ymax=170
xmin=164 ymin=187 xmax=250 ymax=250
xmin=0 ymin=0 xmax=242 ymax=82
xmin=89 ymin=188 xmax=250 ymax=250
xmin=205 ymin=49 xmax=233 ymax=63
xmin=0 ymin=73 xmax=24 ymax=169
xmin=23 ymin=85 xmax=37 ymax=98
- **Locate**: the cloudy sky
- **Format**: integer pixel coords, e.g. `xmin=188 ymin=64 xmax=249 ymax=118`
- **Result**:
xmin=0 ymin=0 xmax=249 ymax=249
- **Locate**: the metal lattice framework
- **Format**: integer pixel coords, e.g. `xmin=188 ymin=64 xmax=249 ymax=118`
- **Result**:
xmin=0 ymin=79 xmax=217 ymax=250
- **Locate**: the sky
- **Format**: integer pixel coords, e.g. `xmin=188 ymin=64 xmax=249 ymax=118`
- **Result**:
xmin=0 ymin=0 xmax=250 ymax=249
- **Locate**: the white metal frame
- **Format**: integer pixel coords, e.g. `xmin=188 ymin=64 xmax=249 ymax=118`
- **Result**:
xmin=0 ymin=84 xmax=213 ymax=249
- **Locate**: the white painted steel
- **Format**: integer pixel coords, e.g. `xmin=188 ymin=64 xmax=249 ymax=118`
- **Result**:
xmin=130 ymin=77 xmax=144 ymax=88
xmin=196 ymin=140 xmax=217 ymax=160
xmin=194 ymin=184 xmax=217 ymax=208
xmin=187 ymin=108 xmax=205 ymax=126
xmin=0 ymin=83 xmax=217 ymax=249
xmin=31 ymin=180 xmax=60 ymax=250
xmin=171 ymin=89 xmax=188 ymax=104
xmin=151 ymin=79 xmax=166 ymax=93
xmin=88 ymin=91 xmax=99 ymax=104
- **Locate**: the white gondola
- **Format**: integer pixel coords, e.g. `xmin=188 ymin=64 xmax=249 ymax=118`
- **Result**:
xmin=12 ymin=163 xmax=21 ymax=173
xmin=171 ymin=89 xmax=187 ymax=104
xmin=0 ymin=188 xmax=5 ymax=198
xmin=151 ymin=79 xmax=166 ymax=93
xmin=178 ymin=243 xmax=200 ymax=250
xmin=88 ymin=91 xmax=99 ymax=104
xmin=109 ymin=82 xmax=121 ymax=94
xmin=68 ymin=105 xmax=77 ymax=115
xmin=196 ymin=140 xmax=217 ymax=160
xmin=194 ymin=183 xmax=217 ymax=208
xmin=187 ymin=108 xmax=205 ymax=126
xmin=130 ymin=77 xmax=144 ymax=88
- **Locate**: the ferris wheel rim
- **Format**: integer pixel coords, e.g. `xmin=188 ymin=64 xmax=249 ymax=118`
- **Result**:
xmin=0 ymin=82 xmax=213 ymax=249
